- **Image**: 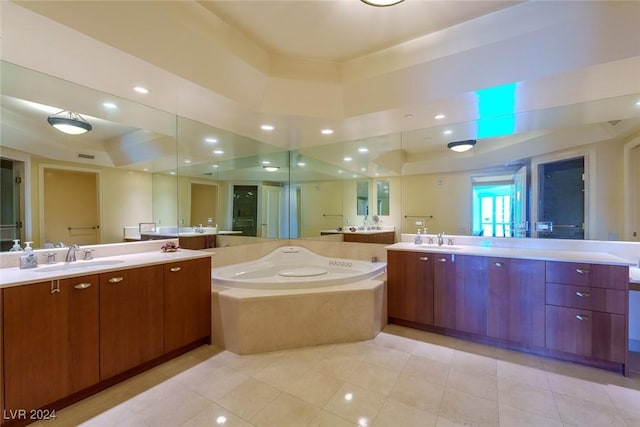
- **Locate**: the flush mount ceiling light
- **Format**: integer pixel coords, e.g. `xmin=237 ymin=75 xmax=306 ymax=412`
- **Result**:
xmin=263 ymin=165 xmax=280 ymax=172
xmin=361 ymin=0 xmax=404 ymax=5
xmin=47 ymin=111 xmax=93 ymax=135
xmin=447 ymin=139 xmax=477 ymax=153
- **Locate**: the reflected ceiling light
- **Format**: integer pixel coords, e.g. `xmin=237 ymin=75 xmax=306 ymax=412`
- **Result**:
xmin=343 ymin=157 xmax=353 ymax=162
xmin=102 ymin=102 xmax=117 ymax=110
xmin=133 ymin=86 xmax=149 ymax=94
xmin=321 ymin=129 xmax=334 ymax=135
xmin=143 ymin=168 xmax=149 ymax=172
xmin=212 ymin=164 xmax=219 ymax=168
xmin=443 ymin=129 xmax=453 ymax=135
xmin=297 ymin=162 xmax=306 ymax=167
xmin=213 ymin=150 xmax=224 ymax=155
xmin=184 ymin=160 xmax=191 ymax=164
xmin=361 ymin=0 xmax=404 ymax=5
xmin=261 ymin=124 xmax=274 ymax=131
xmin=447 ymin=139 xmax=477 ymax=152
xmin=170 ymin=171 xmax=176 ymax=175
xmin=636 ymin=100 xmax=640 ymax=106
xmin=344 ymin=393 xmax=353 ymax=401
xmin=358 ymin=147 xmax=369 ymax=153
xmin=216 ymin=415 xmax=227 ymax=425
xmin=361 ymin=168 xmax=366 ymax=172
xmin=261 ymin=160 xmax=271 ymax=165
xmin=47 ymin=111 xmax=93 ymax=135
xmin=205 ymin=137 xmax=218 ymax=143
xmin=263 ymin=165 xmax=280 ymax=172
xmin=434 ymin=114 xmax=446 ymax=120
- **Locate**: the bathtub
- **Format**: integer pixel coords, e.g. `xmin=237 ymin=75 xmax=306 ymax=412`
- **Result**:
xmin=211 ymin=246 xmax=387 ymax=354
xmin=212 ymin=246 xmax=386 ymax=289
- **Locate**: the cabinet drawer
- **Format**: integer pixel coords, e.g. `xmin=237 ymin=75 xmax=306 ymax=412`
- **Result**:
xmin=546 ymin=283 xmax=626 ymax=314
xmin=545 ymin=305 xmax=626 ymax=363
xmin=546 ymin=262 xmax=628 ymax=290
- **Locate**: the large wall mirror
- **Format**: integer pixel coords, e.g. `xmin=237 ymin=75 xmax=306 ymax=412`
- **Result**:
xmin=2 ymin=59 xmax=639 ymax=251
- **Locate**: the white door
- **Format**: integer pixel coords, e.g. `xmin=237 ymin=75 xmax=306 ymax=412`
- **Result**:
xmin=262 ymin=185 xmax=283 ymax=238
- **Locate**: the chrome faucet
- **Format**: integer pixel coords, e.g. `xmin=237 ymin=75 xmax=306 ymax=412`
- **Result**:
xmin=437 ymin=232 xmax=445 ymax=246
xmin=65 ymin=244 xmax=80 ymax=262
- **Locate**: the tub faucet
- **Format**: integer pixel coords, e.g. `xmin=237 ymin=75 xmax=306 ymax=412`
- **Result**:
xmin=437 ymin=232 xmax=445 ymax=246
xmin=65 ymin=244 xmax=80 ymax=262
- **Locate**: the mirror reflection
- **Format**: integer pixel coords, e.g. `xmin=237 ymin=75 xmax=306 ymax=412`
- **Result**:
xmin=2 ymin=58 xmax=639 ymax=251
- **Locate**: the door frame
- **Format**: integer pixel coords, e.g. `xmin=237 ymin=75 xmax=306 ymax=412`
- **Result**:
xmin=530 ymin=148 xmax=593 ymax=239
xmin=39 ymin=163 xmax=103 ymax=245
xmin=1 ymin=148 xmax=31 ymax=243
xmin=624 ymin=137 xmax=640 ymax=241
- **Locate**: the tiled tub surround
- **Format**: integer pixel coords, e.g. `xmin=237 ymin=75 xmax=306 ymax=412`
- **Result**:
xmin=210 ymin=245 xmax=387 ymax=354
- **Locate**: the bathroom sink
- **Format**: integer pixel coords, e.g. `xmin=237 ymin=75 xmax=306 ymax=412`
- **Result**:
xmin=34 ymin=259 xmax=125 ymax=273
xmin=419 ymin=245 xmax=464 ymax=251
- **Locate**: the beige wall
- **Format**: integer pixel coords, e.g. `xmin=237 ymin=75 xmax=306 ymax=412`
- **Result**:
xmin=190 ymin=183 xmax=217 ymax=226
xmin=152 ymin=173 xmax=178 ymax=227
xmin=299 ymin=180 xmax=343 ymax=237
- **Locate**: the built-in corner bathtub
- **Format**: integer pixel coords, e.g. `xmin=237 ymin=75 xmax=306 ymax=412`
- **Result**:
xmin=212 ymin=246 xmax=386 ymax=289
xmin=211 ymin=246 xmax=387 ymax=354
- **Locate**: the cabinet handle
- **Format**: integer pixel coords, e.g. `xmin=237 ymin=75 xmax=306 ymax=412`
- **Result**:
xmin=575 ymin=268 xmax=591 ymax=275
xmin=74 ymin=283 xmax=92 ymax=290
xmin=437 ymin=258 xmax=447 ymax=263
xmin=576 ymin=314 xmax=590 ymax=321
xmin=50 ymin=280 xmax=60 ymax=294
xmin=108 ymin=277 xmax=124 ymax=283
xmin=494 ymin=262 xmax=504 ymax=268
xmin=419 ymin=257 xmax=429 ymax=261
xmin=575 ymin=291 xmax=591 ymax=298
xmin=170 ymin=267 xmax=181 ymax=272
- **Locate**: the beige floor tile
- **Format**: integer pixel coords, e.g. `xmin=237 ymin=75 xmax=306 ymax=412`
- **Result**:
xmin=496 ymin=359 xmax=551 ymax=390
xmin=347 ymin=361 xmax=400 ymax=396
xmin=494 ymin=347 xmax=546 ymax=369
xmin=70 ymin=404 xmax=148 ymax=427
xmin=309 ymin=410 xmax=359 ymax=427
xmin=251 ymin=393 xmax=321 ymax=427
xmin=498 ymin=376 xmax=560 ymax=421
xmin=605 ymin=382 xmax=640 ymax=415
xmin=438 ymin=388 xmax=499 ymax=427
xmin=546 ymin=371 xmax=615 ymax=407
xmin=252 ymin=359 xmax=314 ymax=390
xmin=445 ymin=369 xmax=498 ymax=402
xmin=215 ymin=378 xmax=280 ymax=420
xmin=401 ymin=355 xmax=450 ymax=386
xmin=617 ymin=407 xmax=640 ymax=426
xmin=283 ymin=369 xmax=345 ymax=407
xmin=411 ymin=341 xmax=455 ymax=364
xmin=180 ymin=402 xmax=254 ymax=427
xmin=388 ymin=374 xmax=445 ymax=414
xmin=324 ymin=383 xmax=386 ymax=426
xmin=450 ymin=350 xmax=497 ymax=377
xmin=176 ymin=365 xmax=250 ymax=401
xmin=207 ymin=350 xmax=283 ymax=376
xmin=129 ymin=386 xmax=213 ymax=427
xmin=363 ymin=346 xmax=410 ymax=372
xmin=434 ymin=416 xmax=467 ymax=427
xmin=373 ymin=399 xmax=438 ymax=427
xmin=312 ymin=354 xmax=360 ymax=381
xmin=553 ymin=393 xmax=627 ymax=427
xmin=453 ymin=339 xmax=497 ymax=359
xmin=373 ymin=331 xmax=418 ymax=354
xmin=498 ymin=404 xmax=563 ymax=427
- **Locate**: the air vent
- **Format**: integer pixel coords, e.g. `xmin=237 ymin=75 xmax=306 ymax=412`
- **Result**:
xmin=78 ymin=153 xmax=95 ymax=159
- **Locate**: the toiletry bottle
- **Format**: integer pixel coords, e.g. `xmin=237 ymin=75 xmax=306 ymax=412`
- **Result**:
xmin=9 ymin=239 xmax=22 ymax=251
xmin=19 ymin=242 xmax=38 ymax=269
xmin=414 ymin=228 xmax=423 ymax=245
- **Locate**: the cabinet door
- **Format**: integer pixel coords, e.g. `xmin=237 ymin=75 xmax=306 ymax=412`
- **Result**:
xmin=488 ymin=258 xmax=545 ymax=347
xmin=434 ymin=254 xmax=488 ymax=335
xmin=164 ymin=257 xmax=212 ymax=352
xmin=100 ymin=265 xmax=164 ymax=379
xmin=3 ymin=276 xmax=99 ymax=413
xmin=546 ymin=305 xmax=626 ymax=363
xmin=387 ymin=251 xmax=434 ymax=325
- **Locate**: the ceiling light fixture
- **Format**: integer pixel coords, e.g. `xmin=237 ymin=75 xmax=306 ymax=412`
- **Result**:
xmin=321 ymin=129 xmax=334 ymax=135
xmin=133 ymin=86 xmax=149 ymax=94
xmin=343 ymin=157 xmax=353 ymax=162
xmin=263 ymin=165 xmax=280 ymax=172
xmin=447 ymin=139 xmax=477 ymax=152
xmin=361 ymin=0 xmax=404 ymax=5
xmin=261 ymin=124 xmax=274 ymax=131
xmin=358 ymin=147 xmax=369 ymax=153
xmin=47 ymin=111 xmax=93 ymax=135
xmin=434 ymin=114 xmax=446 ymax=120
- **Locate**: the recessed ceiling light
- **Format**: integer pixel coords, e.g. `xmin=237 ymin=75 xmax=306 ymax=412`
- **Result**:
xmin=212 ymin=164 xmax=219 ymax=168
xmin=344 ymin=393 xmax=353 ymax=401
xmin=321 ymin=129 xmax=334 ymax=135
xmin=213 ymin=150 xmax=224 ymax=155
xmin=447 ymin=139 xmax=477 ymax=152
xmin=102 ymin=102 xmax=117 ymax=109
xmin=184 ymin=160 xmax=191 ymax=164
xmin=636 ymin=100 xmax=640 ymax=106
xmin=358 ymin=147 xmax=369 ymax=153
xmin=338 ymin=170 xmax=343 ymax=174
xmin=443 ymin=129 xmax=453 ymax=135
xmin=343 ymin=157 xmax=352 ymax=162
xmin=375 ymin=173 xmax=380 ymax=176
xmin=361 ymin=168 xmax=366 ymax=171
xmin=435 ymin=114 xmax=446 ymax=120
xmin=205 ymin=137 xmax=218 ymax=143
xmin=261 ymin=124 xmax=274 ymax=131
xmin=143 ymin=168 xmax=149 ymax=172
xmin=133 ymin=86 xmax=149 ymax=94
xmin=261 ymin=160 xmax=271 ymax=165
xmin=170 ymin=171 xmax=176 ymax=175
xmin=263 ymin=165 xmax=280 ymax=172
xmin=297 ymin=162 xmax=306 ymax=167
xmin=352 ymin=174 xmax=358 ymax=178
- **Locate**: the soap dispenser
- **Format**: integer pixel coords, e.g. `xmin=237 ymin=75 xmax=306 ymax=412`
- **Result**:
xmin=19 ymin=242 xmax=38 ymax=269
xmin=9 ymin=239 xmax=22 ymax=251
xmin=414 ymin=228 xmax=423 ymax=245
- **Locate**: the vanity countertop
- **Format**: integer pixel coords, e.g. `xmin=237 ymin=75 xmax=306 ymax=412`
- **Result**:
xmin=0 ymin=249 xmax=211 ymax=288
xmin=386 ymin=242 xmax=636 ymax=267
xmin=320 ymin=229 xmax=395 ymax=235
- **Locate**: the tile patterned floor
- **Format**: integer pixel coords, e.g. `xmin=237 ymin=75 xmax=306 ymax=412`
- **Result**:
xmin=35 ymin=324 xmax=640 ymax=427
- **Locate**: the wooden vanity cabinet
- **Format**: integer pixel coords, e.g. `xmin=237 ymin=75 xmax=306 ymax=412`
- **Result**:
xmin=343 ymin=232 xmax=395 ymax=244
xmin=99 ymin=265 xmax=164 ymax=379
xmin=487 ymin=258 xmax=546 ymax=348
xmin=434 ymin=254 xmax=488 ymax=335
xmin=387 ymin=250 xmax=434 ymax=325
xmin=164 ymin=257 xmax=212 ymax=352
xmin=2 ymin=275 xmax=99 ymax=414
xmin=545 ymin=261 xmax=629 ymax=365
